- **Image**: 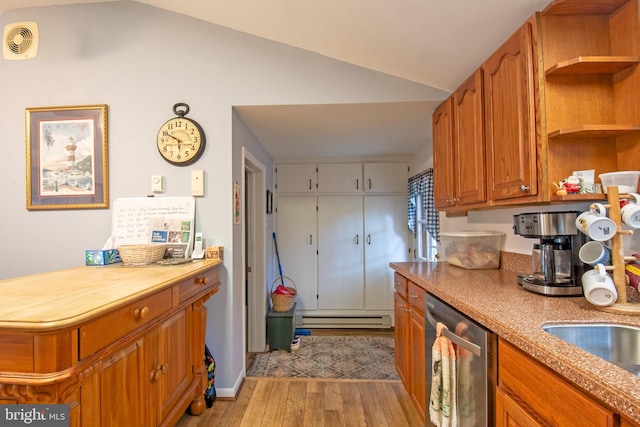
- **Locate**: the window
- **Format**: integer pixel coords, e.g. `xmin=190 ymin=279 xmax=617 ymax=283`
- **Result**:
xmin=408 ymin=169 xmax=439 ymax=262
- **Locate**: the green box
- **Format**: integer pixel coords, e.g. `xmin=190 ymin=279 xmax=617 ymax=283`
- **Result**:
xmin=267 ymin=302 xmax=296 ymax=352
xmin=85 ymin=249 xmax=122 ymax=266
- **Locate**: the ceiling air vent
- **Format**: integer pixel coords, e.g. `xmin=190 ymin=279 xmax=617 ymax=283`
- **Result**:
xmin=3 ymin=22 xmax=39 ymax=60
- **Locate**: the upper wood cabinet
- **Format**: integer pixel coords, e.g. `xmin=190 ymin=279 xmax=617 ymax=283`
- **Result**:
xmin=432 ymin=97 xmax=455 ymax=209
xmin=484 ymin=21 xmax=539 ymax=204
xmin=433 ymin=69 xmax=487 ymax=210
xmin=275 ymin=164 xmax=317 ymax=193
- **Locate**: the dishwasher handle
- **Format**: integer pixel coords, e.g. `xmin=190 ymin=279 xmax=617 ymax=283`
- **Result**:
xmin=426 ymin=302 xmax=482 ymax=357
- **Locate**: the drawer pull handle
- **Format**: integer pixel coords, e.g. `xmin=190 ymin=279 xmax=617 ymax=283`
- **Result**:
xmin=134 ymin=306 xmax=149 ymax=320
xmin=195 ymin=276 xmax=209 ymax=285
xmin=152 ymin=364 xmax=167 ymax=381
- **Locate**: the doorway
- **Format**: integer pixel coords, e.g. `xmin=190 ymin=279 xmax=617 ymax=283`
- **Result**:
xmin=242 ymin=147 xmax=267 ymax=361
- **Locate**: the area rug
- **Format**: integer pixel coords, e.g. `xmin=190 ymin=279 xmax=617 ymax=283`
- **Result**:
xmin=246 ymin=335 xmax=399 ymax=380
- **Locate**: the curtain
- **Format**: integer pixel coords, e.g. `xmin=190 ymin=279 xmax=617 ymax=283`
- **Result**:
xmin=408 ymin=168 xmax=440 ymax=242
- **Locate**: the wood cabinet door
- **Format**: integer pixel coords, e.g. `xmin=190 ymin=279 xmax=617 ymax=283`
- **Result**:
xmin=484 ymin=22 xmax=538 ymax=203
xmin=276 ymin=196 xmax=318 ymax=311
xmin=363 ymin=195 xmax=409 ymax=310
xmin=394 ymin=292 xmax=409 ymax=386
xmin=432 ymin=97 xmax=455 ymax=209
xmin=98 ymin=336 xmax=150 ymax=427
xmin=155 ymin=308 xmax=192 ymax=424
xmin=317 ymin=163 xmax=362 ymax=193
xmin=317 ymin=196 xmax=364 ymax=309
xmin=275 ymin=164 xmax=316 ymax=193
xmin=409 ymin=308 xmax=426 ymax=420
xmin=495 ymin=387 xmax=543 ymax=427
xmin=454 ymin=68 xmax=487 ymax=207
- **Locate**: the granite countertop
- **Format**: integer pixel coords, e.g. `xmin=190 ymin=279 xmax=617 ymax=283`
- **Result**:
xmin=390 ymin=261 xmax=640 ymax=424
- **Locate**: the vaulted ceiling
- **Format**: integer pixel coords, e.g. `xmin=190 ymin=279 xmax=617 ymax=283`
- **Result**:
xmin=2 ymin=0 xmax=552 ymax=159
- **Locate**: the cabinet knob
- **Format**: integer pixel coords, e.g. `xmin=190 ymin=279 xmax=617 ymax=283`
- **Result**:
xmin=519 ymin=184 xmax=530 ymax=192
xmin=134 ymin=306 xmax=149 ymax=320
xmin=195 ymin=276 xmax=209 ymax=286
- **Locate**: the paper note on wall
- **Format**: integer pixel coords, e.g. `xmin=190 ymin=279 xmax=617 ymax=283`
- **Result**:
xmin=111 ymin=197 xmax=196 ymax=257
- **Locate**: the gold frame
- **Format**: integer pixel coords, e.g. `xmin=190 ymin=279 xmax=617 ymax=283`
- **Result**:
xmin=26 ymin=104 xmax=109 ymax=210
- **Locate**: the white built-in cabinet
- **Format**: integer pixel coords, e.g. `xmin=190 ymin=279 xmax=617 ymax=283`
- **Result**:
xmin=275 ymin=162 xmax=409 ymax=322
xmin=275 ymin=163 xmax=316 ymax=193
xmin=274 ymin=196 xmax=318 ymax=311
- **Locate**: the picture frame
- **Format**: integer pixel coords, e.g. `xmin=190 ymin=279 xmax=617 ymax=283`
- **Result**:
xmin=266 ymin=189 xmax=273 ymax=214
xmin=26 ymin=104 xmax=109 ymax=210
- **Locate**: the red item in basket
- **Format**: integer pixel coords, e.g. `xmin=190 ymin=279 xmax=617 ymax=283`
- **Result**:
xmin=274 ymin=284 xmax=294 ymax=295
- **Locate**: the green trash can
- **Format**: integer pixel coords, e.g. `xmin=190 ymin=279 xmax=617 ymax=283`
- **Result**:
xmin=267 ymin=302 xmax=296 ymax=352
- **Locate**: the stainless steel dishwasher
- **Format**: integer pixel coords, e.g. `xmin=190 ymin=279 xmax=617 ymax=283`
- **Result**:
xmin=425 ymin=293 xmax=497 ymax=427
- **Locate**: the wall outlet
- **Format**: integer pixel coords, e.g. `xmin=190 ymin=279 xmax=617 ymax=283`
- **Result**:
xmin=191 ymin=170 xmax=204 ymax=197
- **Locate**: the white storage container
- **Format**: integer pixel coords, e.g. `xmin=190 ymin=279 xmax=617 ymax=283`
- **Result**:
xmin=599 ymin=171 xmax=640 ymax=194
xmin=440 ymin=231 xmax=504 ymax=269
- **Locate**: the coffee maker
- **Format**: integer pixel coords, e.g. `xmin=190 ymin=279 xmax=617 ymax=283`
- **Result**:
xmin=513 ymin=211 xmax=587 ymax=296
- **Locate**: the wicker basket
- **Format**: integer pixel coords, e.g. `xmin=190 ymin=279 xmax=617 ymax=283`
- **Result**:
xmin=271 ymin=276 xmax=297 ymax=312
xmin=117 ymin=244 xmax=166 ymax=266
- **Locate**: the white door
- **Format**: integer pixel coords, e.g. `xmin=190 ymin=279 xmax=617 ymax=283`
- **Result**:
xmin=364 ymin=195 xmax=409 ymax=310
xmin=275 ymin=196 xmax=318 ymax=310
xmin=318 ymin=196 xmax=364 ymax=310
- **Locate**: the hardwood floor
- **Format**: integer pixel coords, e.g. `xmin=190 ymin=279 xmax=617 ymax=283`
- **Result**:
xmin=175 ymin=378 xmax=422 ymax=426
xmin=176 ymin=329 xmax=423 ymax=426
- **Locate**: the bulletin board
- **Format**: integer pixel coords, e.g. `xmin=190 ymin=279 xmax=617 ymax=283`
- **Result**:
xmin=111 ymin=197 xmax=196 ymax=258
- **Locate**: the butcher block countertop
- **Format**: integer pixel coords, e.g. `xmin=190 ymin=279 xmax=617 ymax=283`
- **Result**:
xmin=390 ymin=261 xmax=640 ymax=424
xmin=0 ymin=259 xmax=222 ymax=331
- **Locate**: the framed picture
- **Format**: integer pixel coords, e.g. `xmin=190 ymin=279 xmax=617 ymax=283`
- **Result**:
xmin=26 ymin=104 xmax=109 ymax=210
xmin=266 ymin=189 xmax=273 ymax=214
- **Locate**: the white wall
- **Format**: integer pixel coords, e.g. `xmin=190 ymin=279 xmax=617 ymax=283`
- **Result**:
xmin=0 ymin=1 xmax=448 ymax=396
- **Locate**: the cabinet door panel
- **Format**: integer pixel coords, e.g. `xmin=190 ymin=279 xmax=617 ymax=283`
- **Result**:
xmin=275 ymin=164 xmax=316 ymax=193
xmin=484 ymin=22 xmax=538 ymax=202
xmin=276 ymin=196 xmax=318 ymax=310
xmin=156 ymin=309 xmax=191 ymax=424
xmin=318 ymin=196 xmax=364 ymax=309
xmin=433 ymin=98 xmax=455 ymax=209
xmin=409 ymin=309 xmax=426 ymax=420
xmin=394 ymin=292 xmax=409 ymax=386
xmin=364 ymin=196 xmax=409 ymax=310
xmin=99 ymin=337 xmax=149 ymax=427
xmin=317 ymin=163 xmax=362 ymax=193
xmin=454 ymin=69 xmax=487 ymax=206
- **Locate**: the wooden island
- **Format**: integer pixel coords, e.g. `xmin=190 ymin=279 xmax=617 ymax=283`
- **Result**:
xmin=0 ymin=259 xmax=221 ymax=427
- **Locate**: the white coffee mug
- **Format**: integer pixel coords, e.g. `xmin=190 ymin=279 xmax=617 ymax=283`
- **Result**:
xmin=621 ymin=193 xmax=640 ymax=229
xmin=575 ymin=203 xmax=618 ymax=242
xmin=582 ymin=263 xmax=617 ymax=306
xmin=578 ymin=241 xmax=611 ymax=267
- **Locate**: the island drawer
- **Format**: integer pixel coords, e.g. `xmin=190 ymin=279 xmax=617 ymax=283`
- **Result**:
xmin=79 ymin=288 xmax=172 ymax=359
xmin=394 ymin=272 xmax=408 ymax=299
xmin=177 ymin=268 xmax=218 ymax=304
xmin=408 ymin=281 xmax=426 ymax=314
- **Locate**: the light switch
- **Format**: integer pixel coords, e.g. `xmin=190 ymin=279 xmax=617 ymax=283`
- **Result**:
xmin=191 ymin=170 xmax=204 ymax=197
xmin=151 ymin=175 xmax=164 ymax=193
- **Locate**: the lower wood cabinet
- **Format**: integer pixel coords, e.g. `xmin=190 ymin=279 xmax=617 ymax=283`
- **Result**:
xmin=393 ymin=273 xmax=426 ymax=421
xmin=0 ymin=261 xmax=220 ymax=427
xmin=497 ymin=339 xmax=624 ymax=427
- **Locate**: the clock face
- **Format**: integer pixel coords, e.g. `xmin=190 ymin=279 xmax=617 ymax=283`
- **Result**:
xmin=156 ymin=117 xmax=205 ymax=166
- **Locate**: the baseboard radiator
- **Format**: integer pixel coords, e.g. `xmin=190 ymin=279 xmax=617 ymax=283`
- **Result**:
xmin=295 ymin=314 xmax=392 ymax=329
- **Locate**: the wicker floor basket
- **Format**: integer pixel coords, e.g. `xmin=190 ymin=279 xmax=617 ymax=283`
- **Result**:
xmin=118 ymin=244 xmax=166 ymax=266
xmin=271 ymin=276 xmax=297 ymax=312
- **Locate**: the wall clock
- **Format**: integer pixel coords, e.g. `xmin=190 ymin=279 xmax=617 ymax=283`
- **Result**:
xmin=157 ymin=103 xmax=206 ymax=166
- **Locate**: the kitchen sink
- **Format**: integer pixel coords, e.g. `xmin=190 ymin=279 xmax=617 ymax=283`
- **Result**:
xmin=542 ymin=323 xmax=640 ymax=376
